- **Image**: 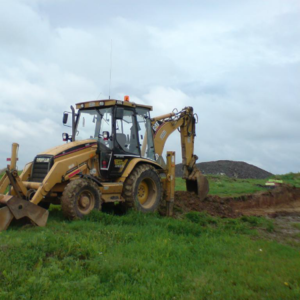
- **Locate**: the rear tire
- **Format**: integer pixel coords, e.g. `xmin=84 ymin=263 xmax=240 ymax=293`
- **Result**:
xmin=61 ymin=179 xmax=101 ymax=220
xmin=122 ymin=164 xmax=162 ymax=213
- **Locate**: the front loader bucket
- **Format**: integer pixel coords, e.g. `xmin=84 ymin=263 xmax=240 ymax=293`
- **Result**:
xmin=0 ymin=197 xmax=49 ymax=231
xmin=186 ymin=174 xmax=209 ymax=201
xmin=0 ymin=207 xmax=14 ymax=231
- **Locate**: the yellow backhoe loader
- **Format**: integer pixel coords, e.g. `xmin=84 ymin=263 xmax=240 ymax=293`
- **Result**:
xmin=0 ymin=97 xmax=209 ymax=231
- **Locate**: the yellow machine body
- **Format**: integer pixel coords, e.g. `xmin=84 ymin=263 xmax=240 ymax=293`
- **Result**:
xmin=0 ymin=99 xmax=208 ymax=230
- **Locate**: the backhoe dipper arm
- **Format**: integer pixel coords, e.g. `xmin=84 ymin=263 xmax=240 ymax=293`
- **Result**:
xmin=151 ymin=107 xmax=209 ymax=200
xmin=152 ymin=107 xmax=196 ymax=172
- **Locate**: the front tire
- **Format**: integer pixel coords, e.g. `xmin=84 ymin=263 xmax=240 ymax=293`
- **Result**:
xmin=122 ymin=164 xmax=162 ymax=213
xmin=61 ymin=179 xmax=101 ymax=220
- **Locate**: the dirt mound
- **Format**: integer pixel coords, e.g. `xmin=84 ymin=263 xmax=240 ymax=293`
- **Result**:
xmin=175 ymin=160 xmax=273 ymax=179
xmin=170 ymin=185 xmax=300 ymax=218
xmin=173 ymin=191 xmax=239 ymax=218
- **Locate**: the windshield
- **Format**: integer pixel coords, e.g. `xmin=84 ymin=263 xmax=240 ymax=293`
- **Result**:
xmin=76 ymin=107 xmax=113 ymax=149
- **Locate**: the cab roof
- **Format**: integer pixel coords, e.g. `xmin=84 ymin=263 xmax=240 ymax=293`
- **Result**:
xmin=76 ymin=99 xmax=153 ymax=111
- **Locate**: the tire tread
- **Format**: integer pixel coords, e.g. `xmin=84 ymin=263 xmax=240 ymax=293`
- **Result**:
xmin=61 ymin=178 xmax=101 ymax=220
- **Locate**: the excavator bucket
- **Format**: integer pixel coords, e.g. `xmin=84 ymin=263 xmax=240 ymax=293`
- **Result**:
xmin=0 ymin=197 xmax=49 ymax=231
xmin=186 ymin=173 xmax=209 ymax=201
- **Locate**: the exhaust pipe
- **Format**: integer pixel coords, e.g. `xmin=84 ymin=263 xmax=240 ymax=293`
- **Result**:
xmin=10 ymin=143 xmax=19 ymax=170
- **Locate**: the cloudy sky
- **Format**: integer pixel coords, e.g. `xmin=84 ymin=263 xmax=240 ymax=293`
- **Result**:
xmin=0 ymin=0 xmax=299 ymax=174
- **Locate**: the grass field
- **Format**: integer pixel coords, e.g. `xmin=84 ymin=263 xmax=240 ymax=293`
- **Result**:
xmin=176 ymin=173 xmax=300 ymax=196
xmin=0 ymin=173 xmax=300 ymax=299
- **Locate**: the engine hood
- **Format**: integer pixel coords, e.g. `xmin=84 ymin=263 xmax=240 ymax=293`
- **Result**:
xmin=39 ymin=139 xmax=97 ymax=157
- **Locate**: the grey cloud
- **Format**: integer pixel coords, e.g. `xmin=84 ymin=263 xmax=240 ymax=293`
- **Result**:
xmin=0 ymin=0 xmax=299 ymax=174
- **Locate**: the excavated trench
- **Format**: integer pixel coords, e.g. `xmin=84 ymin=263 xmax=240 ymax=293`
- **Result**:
xmin=168 ymin=185 xmax=300 ymax=218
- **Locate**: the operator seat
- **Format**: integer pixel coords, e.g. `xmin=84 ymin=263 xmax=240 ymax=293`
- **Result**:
xmin=116 ymin=133 xmax=127 ymax=149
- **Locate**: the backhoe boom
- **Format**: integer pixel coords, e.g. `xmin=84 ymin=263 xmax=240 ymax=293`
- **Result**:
xmin=151 ymin=107 xmax=209 ymax=201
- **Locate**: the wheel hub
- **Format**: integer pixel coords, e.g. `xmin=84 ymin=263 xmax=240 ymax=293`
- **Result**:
xmin=77 ymin=190 xmax=95 ymax=213
xmin=138 ymin=181 xmax=149 ymax=205
xmin=79 ymin=196 xmax=90 ymax=208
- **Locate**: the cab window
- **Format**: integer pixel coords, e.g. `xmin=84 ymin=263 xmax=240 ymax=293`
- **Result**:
xmin=136 ymin=108 xmax=155 ymax=160
xmin=76 ymin=107 xmax=113 ymax=150
xmin=115 ymin=108 xmax=139 ymax=155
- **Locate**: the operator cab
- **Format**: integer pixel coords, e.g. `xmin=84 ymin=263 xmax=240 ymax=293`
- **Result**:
xmin=71 ymin=98 xmax=155 ymax=179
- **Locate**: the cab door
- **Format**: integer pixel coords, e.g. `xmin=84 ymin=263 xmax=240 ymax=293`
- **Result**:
xmin=97 ymin=107 xmax=114 ymax=178
xmin=109 ymin=106 xmax=140 ymax=177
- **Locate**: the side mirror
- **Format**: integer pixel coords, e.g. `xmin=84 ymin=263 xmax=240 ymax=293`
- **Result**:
xmin=115 ymin=107 xmax=124 ymax=120
xmin=62 ymin=133 xmax=72 ymax=142
xmin=63 ymin=112 xmax=69 ymax=124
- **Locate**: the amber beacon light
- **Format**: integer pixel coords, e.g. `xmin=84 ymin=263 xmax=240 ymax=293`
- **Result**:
xmin=124 ymin=95 xmax=130 ymax=102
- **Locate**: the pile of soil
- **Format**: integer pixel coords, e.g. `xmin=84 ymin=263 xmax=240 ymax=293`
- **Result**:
xmin=169 ymin=185 xmax=300 ymax=218
xmin=176 ymin=160 xmax=273 ymax=179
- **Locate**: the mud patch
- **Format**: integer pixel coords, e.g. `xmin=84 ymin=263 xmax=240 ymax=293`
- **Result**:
xmin=166 ymin=185 xmax=300 ymax=218
xmin=170 ymin=191 xmax=240 ymax=218
xmin=257 ymin=215 xmax=300 ymax=248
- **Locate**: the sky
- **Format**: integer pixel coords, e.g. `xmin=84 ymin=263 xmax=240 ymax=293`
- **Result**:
xmin=0 ymin=0 xmax=300 ymax=174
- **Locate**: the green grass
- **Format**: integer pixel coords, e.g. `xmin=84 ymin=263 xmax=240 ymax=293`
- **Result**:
xmin=0 ymin=209 xmax=299 ymax=300
xmin=175 ymin=175 xmax=268 ymax=196
xmin=292 ymin=223 xmax=300 ymax=230
xmin=1 ymin=172 xmax=300 ymax=299
xmin=273 ymin=173 xmax=300 ymax=187
xmin=176 ymin=173 xmax=300 ymax=197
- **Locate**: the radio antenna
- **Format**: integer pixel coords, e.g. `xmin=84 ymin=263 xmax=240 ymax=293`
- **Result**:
xmin=108 ymin=39 xmax=113 ymax=99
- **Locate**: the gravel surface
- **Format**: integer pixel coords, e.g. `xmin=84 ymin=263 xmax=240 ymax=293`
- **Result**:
xmin=176 ymin=160 xmax=273 ymax=179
